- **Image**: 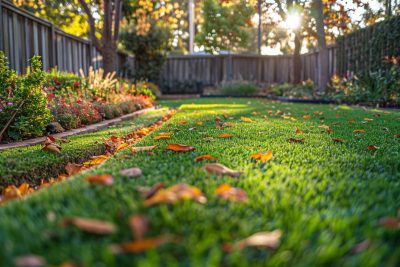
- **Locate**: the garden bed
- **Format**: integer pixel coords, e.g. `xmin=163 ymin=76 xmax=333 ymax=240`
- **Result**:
xmin=0 ymin=98 xmax=399 ymax=266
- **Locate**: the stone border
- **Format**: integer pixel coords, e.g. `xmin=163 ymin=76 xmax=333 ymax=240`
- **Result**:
xmin=0 ymin=107 xmax=155 ymax=151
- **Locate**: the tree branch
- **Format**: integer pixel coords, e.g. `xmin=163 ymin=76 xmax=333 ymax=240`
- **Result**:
xmin=78 ymin=0 xmax=102 ymax=50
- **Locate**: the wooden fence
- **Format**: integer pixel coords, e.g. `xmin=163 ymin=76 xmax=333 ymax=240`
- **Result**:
xmin=159 ymin=46 xmax=337 ymax=93
xmin=0 ymin=0 xmax=130 ymax=75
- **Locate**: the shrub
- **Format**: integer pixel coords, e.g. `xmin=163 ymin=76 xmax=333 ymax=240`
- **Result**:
xmin=217 ymin=81 xmax=259 ymax=96
xmin=0 ymin=54 xmax=52 ymax=141
xmin=269 ymin=80 xmax=315 ymax=98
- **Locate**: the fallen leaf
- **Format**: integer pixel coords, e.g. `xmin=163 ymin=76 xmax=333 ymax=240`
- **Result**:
xmin=218 ymin=133 xmax=233 ymax=138
xmin=61 ymin=217 xmax=116 ymax=234
xmin=15 ymin=255 xmax=46 ymax=267
xmin=367 ymin=145 xmax=378 ymax=150
xmin=318 ymin=125 xmax=330 ymax=130
xmin=394 ymin=134 xmax=400 ymax=138
xmin=216 ymin=117 xmax=223 ymax=129
xmin=129 ymin=146 xmax=157 ymax=154
xmin=215 ymin=184 xmax=247 ymax=202
xmin=347 ymin=120 xmax=355 ymax=123
xmin=303 ymin=115 xmax=311 ymax=119
xmin=144 ymin=183 xmax=207 ymax=206
xmin=240 ymin=116 xmax=253 ymax=122
xmin=110 ymin=234 xmax=175 ymax=254
xmin=353 ymin=129 xmax=366 ymax=133
xmin=178 ymin=121 xmax=187 ymax=125
xmin=224 ymin=230 xmax=282 ymax=252
xmin=120 ymin=167 xmax=142 ymax=178
xmin=251 ymin=151 xmax=273 ymax=163
xmin=115 ymin=143 xmax=129 ymax=153
xmin=42 ymin=143 xmax=61 ymax=154
xmin=204 ymin=163 xmax=242 ymax=178
xmin=86 ymin=174 xmax=114 ymax=186
xmin=153 ymin=135 xmax=171 ymax=140
xmin=197 ymin=122 xmax=203 ymax=126
xmin=224 ymin=121 xmax=234 ymax=127
xmin=332 ymin=138 xmax=344 ymax=143
xmin=288 ymin=138 xmax=304 ymax=143
xmin=373 ymin=113 xmax=381 ymax=117
xmin=129 ymin=214 xmax=149 ymax=240
xmin=65 ymin=163 xmax=83 ymax=176
xmin=203 ymin=137 xmax=215 ymax=142
xmin=83 ymin=155 xmax=109 ymax=167
xmin=136 ymin=182 xmax=164 ymax=199
xmin=378 ymin=217 xmax=400 ymax=229
xmin=364 ymin=118 xmax=373 ymax=121
xmin=195 ymin=155 xmax=218 ymax=162
xmin=295 ymin=129 xmax=303 ymax=134
xmin=166 ymin=144 xmax=195 ymax=152
xmin=326 ymin=129 xmax=334 ymax=133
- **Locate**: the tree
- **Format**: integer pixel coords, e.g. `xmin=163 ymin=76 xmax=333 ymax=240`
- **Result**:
xmin=77 ymin=0 xmax=123 ymax=74
xmin=314 ymin=0 xmax=328 ymax=91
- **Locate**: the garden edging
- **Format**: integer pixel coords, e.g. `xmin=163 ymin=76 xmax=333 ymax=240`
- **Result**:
xmin=0 ymin=107 xmax=155 ymax=151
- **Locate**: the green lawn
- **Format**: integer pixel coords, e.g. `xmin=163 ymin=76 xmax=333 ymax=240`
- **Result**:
xmin=0 ymin=98 xmax=399 ymax=267
xmin=0 ymin=108 xmax=168 ymax=188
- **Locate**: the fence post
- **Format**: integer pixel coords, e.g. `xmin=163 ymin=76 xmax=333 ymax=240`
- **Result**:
xmin=49 ymin=24 xmax=56 ymax=69
xmin=0 ymin=0 xmax=3 ymax=52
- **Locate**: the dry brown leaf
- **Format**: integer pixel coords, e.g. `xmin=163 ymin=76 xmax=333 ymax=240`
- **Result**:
xmin=86 ymin=174 xmax=114 ymax=186
xmin=110 ymin=234 xmax=175 ymax=254
xmin=251 ymin=151 xmax=273 ymax=163
xmin=240 ymin=116 xmax=253 ymax=122
xmin=15 ymin=255 xmax=46 ymax=267
xmin=129 ymin=214 xmax=149 ymax=240
xmin=295 ymin=129 xmax=303 ymax=135
xmin=166 ymin=144 xmax=195 ymax=152
xmin=195 ymin=155 xmax=218 ymax=162
xmin=303 ymin=115 xmax=311 ymax=119
xmin=215 ymin=184 xmax=248 ymax=202
xmin=178 ymin=121 xmax=187 ymax=124
xmin=394 ymin=134 xmax=400 ymax=138
xmin=65 ymin=163 xmax=83 ymax=176
xmin=332 ymin=138 xmax=345 ymax=143
xmin=120 ymin=167 xmax=142 ymax=178
xmin=367 ymin=145 xmax=378 ymax=150
xmin=378 ymin=217 xmax=400 ymax=229
xmin=224 ymin=230 xmax=282 ymax=252
xmin=153 ymin=135 xmax=171 ymax=140
xmin=218 ymin=133 xmax=233 ymax=138
xmin=83 ymin=155 xmax=109 ymax=167
xmin=42 ymin=143 xmax=61 ymax=154
xmin=61 ymin=217 xmax=116 ymax=234
xmin=136 ymin=182 xmax=165 ymax=199
xmin=347 ymin=120 xmax=355 ymax=123
xmin=288 ymin=138 xmax=304 ymax=143
xmin=204 ymin=163 xmax=242 ymax=178
xmin=144 ymin=183 xmax=207 ymax=206
xmin=216 ymin=117 xmax=223 ymax=129
xmin=364 ymin=118 xmax=373 ymax=121
xmin=353 ymin=129 xmax=366 ymax=133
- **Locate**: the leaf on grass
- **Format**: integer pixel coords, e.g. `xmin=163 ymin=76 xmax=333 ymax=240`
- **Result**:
xmin=318 ymin=125 xmax=330 ymax=130
xmin=197 ymin=122 xmax=203 ymax=126
xmin=110 ymin=234 xmax=175 ymax=254
xmin=364 ymin=118 xmax=373 ymax=121
xmin=136 ymin=182 xmax=164 ymax=199
xmin=42 ymin=143 xmax=61 ymax=154
xmin=367 ymin=145 xmax=378 ymax=150
xmin=203 ymin=137 xmax=215 ymax=142
xmin=353 ymin=129 xmax=366 ymax=133
xmin=204 ymin=163 xmax=242 ymax=178
xmin=166 ymin=144 xmax=195 ymax=152
xmin=378 ymin=217 xmax=400 ymax=229
xmin=347 ymin=120 xmax=355 ymax=123
xmin=215 ymin=184 xmax=248 ymax=202
xmin=83 ymin=155 xmax=109 ymax=167
xmin=178 ymin=121 xmax=188 ymax=125
xmin=240 ymin=116 xmax=253 ymax=122
xmin=195 ymin=155 xmax=218 ymax=162
xmin=144 ymin=184 xmax=207 ymax=206
xmin=44 ymin=135 xmax=56 ymax=145
xmin=224 ymin=121 xmax=234 ymax=127
xmin=332 ymin=138 xmax=344 ymax=143
xmin=65 ymin=163 xmax=83 ymax=176
xmin=115 ymin=143 xmax=129 ymax=153
xmin=373 ymin=113 xmax=381 ymax=117
xmin=216 ymin=117 xmax=223 ymax=129
xmin=129 ymin=214 xmax=149 ymax=240
xmin=153 ymin=135 xmax=171 ymax=140
xmin=326 ymin=129 xmax=333 ymax=133
xmin=86 ymin=174 xmax=114 ymax=186
xmin=61 ymin=217 xmax=116 ymax=234
xmin=218 ymin=133 xmax=233 ymax=138
xmin=120 ymin=167 xmax=142 ymax=178
xmin=223 ymin=230 xmax=282 ymax=252
xmin=295 ymin=129 xmax=303 ymax=135
xmin=251 ymin=151 xmax=273 ymax=163
xmin=303 ymin=115 xmax=311 ymax=119
xmin=288 ymin=138 xmax=304 ymax=143
xmin=394 ymin=134 xmax=400 ymax=138
xmin=129 ymin=146 xmax=157 ymax=154
xmin=15 ymin=255 xmax=46 ymax=267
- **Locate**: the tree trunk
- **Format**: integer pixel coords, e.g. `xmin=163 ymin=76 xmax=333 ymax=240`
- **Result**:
xmin=314 ymin=0 xmax=329 ymax=92
xmin=293 ymin=30 xmax=302 ymax=84
xmin=102 ymin=45 xmax=117 ymax=75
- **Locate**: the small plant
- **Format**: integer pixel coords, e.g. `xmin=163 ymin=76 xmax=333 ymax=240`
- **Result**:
xmin=269 ymin=80 xmax=315 ymax=99
xmin=80 ymin=67 xmax=118 ymax=102
xmin=217 ymin=81 xmax=259 ymax=96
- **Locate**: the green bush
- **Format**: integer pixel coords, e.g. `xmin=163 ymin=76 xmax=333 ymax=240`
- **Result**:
xmin=0 ymin=53 xmax=52 ymax=141
xmin=269 ymin=80 xmax=315 ymax=98
xmin=217 ymin=81 xmax=259 ymax=96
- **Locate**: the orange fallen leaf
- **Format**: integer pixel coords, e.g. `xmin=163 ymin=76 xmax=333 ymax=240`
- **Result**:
xmin=367 ymin=145 xmax=378 ymax=150
xmin=288 ymin=138 xmax=304 ymax=143
xmin=215 ymin=184 xmax=248 ymax=202
xmin=86 ymin=174 xmax=114 ymax=186
xmin=178 ymin=121 xmax=187 ymax=125
xmin=195 ymin=155 xmax=218 ymax=162
xmin=15 ymin=255 xmax=46 ymax=267
xmin=218 ymin=133 xmax=233 ymax=138
xmin=115 ymin=143 xmax=129 ymax=153
xmin=110 ymin=234 xmax=175 ymax=254
xmin=225 ymin=121 xmax=234 ymax=127
xmin=83 ymin=155 xmax=109 ymax=167
xmin=197 ymin=122 xmax=203 ymax=126
xmin=120 ymin=167 xmax=142 ymax=178
xmin=347 ymin=120 xmax=355 ymax=123
xmin=136 ymin=182 xmax=165 ymax=199
xmin=295 ymin=129 xmax=303 ymax=135
xmin=373 ymin=113 xmax=381 ymax=117
xmin=129 ymin=146 xmax=157 ymax=154
xmin=326 ymin=129 xmax=333 ymax=133
xmin=303 ymin=115 xmax=311 ymax=119
xmin=204 ymin=163 xmax=242 ymax=177
xmin=240 ymin=116 xmax=253 ymax=122
xmin=332 ymin=138 xmax=344 ymax=143
xmin=129 ymin=214 xmax=149 ymax=240
xmin=144 ymin=183 xmax=207 ymax=206
xmin=65 ymin=163 xmax=83 ymax=176
xmin=223 ymin=230 xmax=282 ymax=252
xmin=394 ymin=134 xmax=400 ymax=138
xmin=318 ymin=124 xmax=330 ymax=130
xmin=153 ymin=135 xmax=171 ymax=140
xmin=353 ymin=129 xmax=366 ymax=133
xmin=166 ymin=144 xmax=195 ymax=152
xmin=61 ymin=217 xmax=116 ymax=234
xmin=251 ymin=151 xmax=273 ymax=163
